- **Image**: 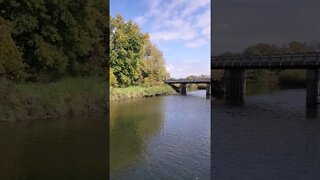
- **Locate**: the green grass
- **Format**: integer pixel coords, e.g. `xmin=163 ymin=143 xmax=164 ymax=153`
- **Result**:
xmin=0 ymin=77 xmax=106 ymax=121
xmin=110 ymin=85 xmax=175 ymax=101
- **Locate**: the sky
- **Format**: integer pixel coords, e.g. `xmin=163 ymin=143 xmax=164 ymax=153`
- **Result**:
xmin=111 ymin=0 xmax=210 ymax=78
xmin=212 ymin=0 xmax=320 ymax=55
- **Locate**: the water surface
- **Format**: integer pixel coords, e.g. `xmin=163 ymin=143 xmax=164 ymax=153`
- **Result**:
xmin=110 ymin=91 xmax=211 ymax=179
xmin=0 ymin=114 xmax=108 ymax=179
xmin=213 ymin=83 xmax=320 ymax=180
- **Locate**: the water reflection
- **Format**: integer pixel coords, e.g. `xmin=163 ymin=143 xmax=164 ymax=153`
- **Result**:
xmin=306 ymin=105 xmax=318 ymax=119
xmin=110 ymin=98 xmax=164 ymax=170
xmin=213 ymin=84 xmax=320 ymax=179
xmin=225 ymin=82 xmax=320 ymax=118
xmin=110 ymin=91 xmax=211 ymax=179
xmin=0 ymin=114 xmax=108 ymax=180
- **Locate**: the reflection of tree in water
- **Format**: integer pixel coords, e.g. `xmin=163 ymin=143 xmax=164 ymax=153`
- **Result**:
xmin=0 ymin=115 xmax=108 ymax=179
xmin=110 ymin=98 xmax=164 ymax=171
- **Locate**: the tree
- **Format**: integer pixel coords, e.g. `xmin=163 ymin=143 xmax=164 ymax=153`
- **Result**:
xmin=140 ymin=39 xmax=167 ymax=86
xmin=109 ymin=68 xmax=118 ymax=87
xmin=0 ymin=0 xmax=108 ymax=81
xmin=0 ymin=17 xmax=25 ymax=80
xmin=110 ymin=15 xmax=170 ymax=87
xmin=110 ymin=15 xmax=147 ymax=87
xmin=244 ymin=43 xmax=279 ymax=56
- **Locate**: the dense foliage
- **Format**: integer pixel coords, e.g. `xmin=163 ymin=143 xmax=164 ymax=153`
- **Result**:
xmin=186 ymin=75 xmax=210 ymax=80
xmin=110 ymin=15 xmax=169 ymax=87
xmin=219 ymin=41 xmax=320 ymax=56
xmin=243 ymin=41 xmax=320 ymax=56
xmin=0 ymin=0 xmax=108 ymax=82
xmin=0 ymin=17 xmax=25 ymax=80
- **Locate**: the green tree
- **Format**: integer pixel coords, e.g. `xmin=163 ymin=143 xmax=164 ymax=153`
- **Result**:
xmin=0 ymin=17 xmax=25 ymax=80
xmin=140 ymin=39 xmax=167 ymax=86
xmin=0 ymin=0 xmax=108 ymax=81
xmin=109 ymin=68 xmax=118 ymax=87
xmin=110 ymin=15 xmax=147 ymax=87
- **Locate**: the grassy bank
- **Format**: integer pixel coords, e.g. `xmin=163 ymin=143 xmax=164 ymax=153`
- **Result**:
xmin=110 ymin=85 xmax=175 ymax=101
xmin=278 ymin=70 xmax=306 ymax=88
xmin=0 ymin=77 xmax=106 ymax=121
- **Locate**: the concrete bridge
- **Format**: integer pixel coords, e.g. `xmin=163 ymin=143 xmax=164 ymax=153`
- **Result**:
xmin=211 ymin=52 xmax=320 ymax=105
xmin=164 ymin=78 xmax=211 ymax=96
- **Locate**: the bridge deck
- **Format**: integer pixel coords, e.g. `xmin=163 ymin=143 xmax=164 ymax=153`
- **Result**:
xmin=212 ymin=52 xmax=320 ymax=69
xmin=164 ymin=79 xmax=211 ymax=84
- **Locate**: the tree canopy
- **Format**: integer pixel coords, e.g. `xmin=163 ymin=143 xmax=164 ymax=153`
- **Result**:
xmin=110 ymin=15 xmax=169 ymax=87
xmin=219 ymin=41 xmax=320 ymax=56
xmin=0 ymin=17 xmax=25 ymax=80
xmin=0 ymin=0 xmax=108 ymax=81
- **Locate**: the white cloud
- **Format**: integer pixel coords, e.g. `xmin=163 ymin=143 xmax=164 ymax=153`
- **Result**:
xmin=185 ymin=38 xmax=207 ymax=48
xmin=166 ymin=64 xmax=175 ymax=71
xmin=181 ymin=0 xmax=210 ymax=18
xmin=134 ymin=16 xmax=147 ymax=25
xmin=136 ymin=0 xmax=210 ymax=48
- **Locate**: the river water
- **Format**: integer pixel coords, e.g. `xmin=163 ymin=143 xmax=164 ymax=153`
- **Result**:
xmin=213 ymin=82 xmax=320 ymax=180
xmin=110 ymin=91 xmax=211 ymax=179
xmin=0 ymin=114 xmax=108 ymax=179
xmin=1 ymin=83 xmax=319 ymax=180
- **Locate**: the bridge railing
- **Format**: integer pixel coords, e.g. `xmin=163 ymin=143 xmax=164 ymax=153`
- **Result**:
xmin=164 ymin=78 xmax=211 ymax=84
xmin=211 ymin=52 xmax=320 ymax=68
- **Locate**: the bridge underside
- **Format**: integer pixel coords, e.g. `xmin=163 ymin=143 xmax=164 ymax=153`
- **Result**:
xmin=166 ymin=82 xmax=211 ymax=96
xmin=213 ymin=69 xmax=319 ymax=106
xmin=211 ymin=53 xmax=320 ymax=105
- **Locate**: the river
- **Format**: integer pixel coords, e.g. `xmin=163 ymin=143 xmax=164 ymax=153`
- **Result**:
xmin=0 ymin=114 xmax=108 ymax=179
xmin=213 ymin=82 xmax=320 ymax=180
xmin=1 ymin=83 xmax=319 ymax=179
xmin=110 ymin=90 xmax=211 ymax=179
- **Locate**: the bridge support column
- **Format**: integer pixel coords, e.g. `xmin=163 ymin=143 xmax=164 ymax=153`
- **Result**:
xmin=224 ymin=70 xmax=246 ymax=104
xmin=180 ymin=83 xmax=187 ymax=95
xmin=306 ymin=69 xmax=319 ymax=106
xmin=206 ymin=83 xmax=211 ymax=99
xmin=206 ymin=83 xmax=211 ymax=96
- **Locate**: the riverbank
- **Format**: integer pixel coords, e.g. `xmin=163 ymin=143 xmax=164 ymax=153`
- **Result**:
xmin=110 ymin=85 xmax=175 ymax=101
xmin=0 ymin=77 xmax=106 ymax=121
xmin=215 ymin=69 xmax=307 ymax=88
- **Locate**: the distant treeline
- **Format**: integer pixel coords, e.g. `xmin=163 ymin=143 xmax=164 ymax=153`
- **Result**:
xmin=186 ymin=75 xmax=210 ymax=80
xmin=219 ymin=41 xmax=320 ymax=56
xmin=110 ymin=15 xmax=169 ymax=88
xmin=0 ymin=0 xmax=108 ymax=82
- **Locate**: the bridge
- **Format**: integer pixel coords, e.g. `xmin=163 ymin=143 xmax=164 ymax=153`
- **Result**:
xmin=212 ymin=52 xmax=320 ymax=69
xmin=164 ymin=78 xmax=211 ymax=96
xmin=211 ymin=52 xmax=320 ymax=105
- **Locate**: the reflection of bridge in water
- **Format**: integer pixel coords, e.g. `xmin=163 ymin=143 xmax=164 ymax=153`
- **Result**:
xmin=212 ymin=52 xmax=320 ymax=105
xmin=164 ymin=79 xmax=211 ymax=96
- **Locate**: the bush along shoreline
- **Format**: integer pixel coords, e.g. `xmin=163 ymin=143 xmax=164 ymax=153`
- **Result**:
xmin=110 ymin=85 xmax=175 ymax=101
xmin=0 ymin=77 xmax=107 ymax=121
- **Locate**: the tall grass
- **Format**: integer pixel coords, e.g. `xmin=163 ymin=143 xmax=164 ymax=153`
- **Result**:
xmin=278 ymin=70 xmax=306 ymax=88
xmin=0 ymin=77 xmax=106 ymax=121
xmin=110 ymin=85 xmax=175 ymax=101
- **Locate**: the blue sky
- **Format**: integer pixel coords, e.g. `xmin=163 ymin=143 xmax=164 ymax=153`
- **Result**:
xmin=111 ymin=0 xmax=210 ymax=78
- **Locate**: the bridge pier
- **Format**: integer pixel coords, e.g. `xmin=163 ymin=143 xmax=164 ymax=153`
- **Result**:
xmin=180 ymin=83 xmax=187 ymax=95
xmin=224 ymin=69 xmax=246 ymax=104
xmin=206 ymin=83 xmax=211 ymax=96
xmin=306 ymin=69 xmax=319 ymax=106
